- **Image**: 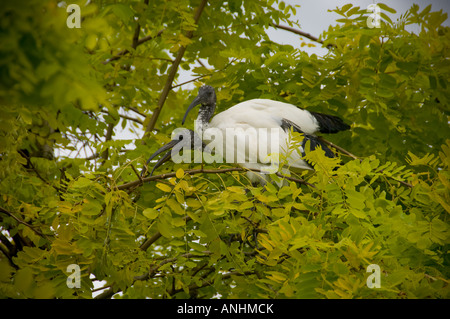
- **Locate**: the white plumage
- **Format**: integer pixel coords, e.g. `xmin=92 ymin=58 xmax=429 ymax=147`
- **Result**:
xmin=207 ymin=99 xmax=315 ymax=183
xmin=145 ymin=85 xmax=350 ymax=185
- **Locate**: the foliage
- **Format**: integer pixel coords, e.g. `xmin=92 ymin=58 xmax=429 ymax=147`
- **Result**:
xmin=0 ymin=0 xmax=449 ymax=299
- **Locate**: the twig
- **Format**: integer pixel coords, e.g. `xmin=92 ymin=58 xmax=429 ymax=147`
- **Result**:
xmin=171 ymin=73 xmax=213 ymax=89
xmin=139 ymin=216 xmax=192 ymax=251
xmin=0 ymin=206 xmax=51 ymax=239
xmin=17 ymin=150 xmax=60 ymax=192
xmin=100 ymin=109 xmax=143 ymax=125
xmin=142 ymin=0 xmax=209 ymax=138
xmin=127 ymin=106 xmax=146 ymax=118
xmin=271 ymin=23 xmax=335 ymax=49
xmin=318 ymin=137 xmax=413 ymax=188
xmin=130 ymin=164 xmax=143 ymax=184
xmin=100 ymin=122 xmax=115 ymax=165
xmin=131 ymin=0 xmax=149 ymax=50
xmin=170 ymin=57 xmax=237 ymax=90
xmin=116 ymin=167 xmax=313 ymax=191
xmin=134 ymin=250 xmax=211 ymax=281
xmin=318 ymin=136 xmax=360 ymax=160
xmin=83 ymin=152 xmax=100 ymax=161
xmin=170 ymin=270 xmax=255 ymax=295
xmin=102 ymin=30 xmax=164 ymax=64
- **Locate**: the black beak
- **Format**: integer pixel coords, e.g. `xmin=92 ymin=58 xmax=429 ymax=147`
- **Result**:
xmin=182 ymin=95 xmax=202 ymax=125
xmin=141 ymin=139 xmax=180 ymax=177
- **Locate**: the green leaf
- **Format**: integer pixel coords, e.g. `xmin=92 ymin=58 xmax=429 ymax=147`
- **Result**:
xmin=111 ymin=3 xmax=134 ymax=23
xmin=176 ymin=168 xmax=184 ymax=179
xmin=143 ymin=208 xmax=158 ymax=219
xmin=14 ymin=267 xmax=34 ymax=295
xmin=156 ymin=183 xmax=172 ymax=192
xmin=378 ymin=3 xmax=397 ymax=14
xmin=188 ymin=241 xmax=206 ymax=252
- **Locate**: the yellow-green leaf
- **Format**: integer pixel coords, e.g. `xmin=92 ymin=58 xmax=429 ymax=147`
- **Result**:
xmin=176 ymin=168 xmax=184 ymax=179
xmin=143 ymin=208 xmax=158 ymax=219
xmin=156 ymin=183 xmax=172 ymax=192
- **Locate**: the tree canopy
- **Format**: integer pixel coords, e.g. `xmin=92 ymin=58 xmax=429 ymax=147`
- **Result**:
xmin=0 ymin=0 xmax=449 ymax=299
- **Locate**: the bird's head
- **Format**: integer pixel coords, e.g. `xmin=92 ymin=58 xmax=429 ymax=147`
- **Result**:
xmin=141 ymin=129 xmax=206 ymax=177
xmin=182 ymin=85 xmax=216 ymax=125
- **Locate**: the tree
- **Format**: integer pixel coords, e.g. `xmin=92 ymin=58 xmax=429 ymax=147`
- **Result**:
xmin=0 ymin=0 xmax=448 ymax=299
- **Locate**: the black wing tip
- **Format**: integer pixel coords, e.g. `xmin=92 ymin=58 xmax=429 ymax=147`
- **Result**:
xmin=310 ymin=111 xmax=350 ymax=134
xmin=280 ymin=118 xmax=336 ymax=159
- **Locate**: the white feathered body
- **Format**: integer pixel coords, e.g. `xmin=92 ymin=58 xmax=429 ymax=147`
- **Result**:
xmin=204 ymin=99 xmax=322 ymax=184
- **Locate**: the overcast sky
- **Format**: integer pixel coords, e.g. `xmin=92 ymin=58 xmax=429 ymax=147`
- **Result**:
xmin=268 ymin=0 xmax=450 ymax=56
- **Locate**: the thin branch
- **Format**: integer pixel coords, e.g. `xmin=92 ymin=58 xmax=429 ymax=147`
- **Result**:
xmin=118 ymin=113 xmax=144 ymax=125
xmin=17 ymin=150 xmax=60 ymax=192
xmin=130 ymin=164 xmax=144 ymax=184
xmin=131 ymin=0 xmax=149 ymax=50
xmin=196 ymin=59 xmax=207 ymax=68
xmin=142 ymin=0 xmax=209 ymax=138
xmin=100 ymin=109 xmax=144 ymax=125
xmin=134 ymin=250 xmax=211 ymax=281
xmin=83 ymin=152 xmax=100 ymax=161
xmin=318 ymin=137 xmax=413 ymax=188
xmin=102 ymin=30 xmax=164 ymax=65
xmin=171 ymin=57 xmax=238 ymax=90
xmin=139 ymin=215 xmax=192 ymax=251
xmin=116 ymin=167 xmax=313 ymax=191
xmin=170 ymin=73 xmax=213 ymax=90
xmin=127 ymin=106 xmax=146 ymax=118
xmin=270 ymin=23 xmax=335 ymax=49
xmin=171 ymin=270 xmax=255 ymax=295
xmin=100 ymin=123 xmax=115 ymax=164
xmin=0 ymin=206 xmax=51 ymax=239
xmin=318 ymin=136 xmax=360 ymax=160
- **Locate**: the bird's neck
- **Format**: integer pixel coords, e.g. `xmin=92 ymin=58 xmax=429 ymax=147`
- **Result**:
xmin=196 ymin=104 xmax=215 ymax=133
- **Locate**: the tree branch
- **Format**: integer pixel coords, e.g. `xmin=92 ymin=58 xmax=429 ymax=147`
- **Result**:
xmin=318 ymin=137 xmax=413 ymax=188
xmin=0 ymin=206 xmax=51 ymax=239
xmin=116 ymin=166 xmax=314 ymax=192
xmin=142 ymin=0 xmax=209 ymax=139
xmin=102 ymin=30 xmax=164 ymax=64
xmin=170 ymin=270 xmax=255 ymax=295
xmin=139 ymin=215 xmax=192 ymax=251
xmin=134 ymin=250 xmax=211 ymax=281
xmin=18 ymin=150 xmax=60 ymax=192
xmin=100 ymin=122 xmax=115 ymax=165
xmin=270 ymin=23 xmax=335 ymax=49
xmin=318 ymin=136 xmax=360 ymax=160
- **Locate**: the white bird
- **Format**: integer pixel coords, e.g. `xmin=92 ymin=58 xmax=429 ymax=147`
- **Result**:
xmin=145 ymin=85 xmax=350 ymax=184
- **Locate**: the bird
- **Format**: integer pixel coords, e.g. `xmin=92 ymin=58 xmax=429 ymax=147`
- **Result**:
xmin=144 ymin=85 xmax=350 ymax=184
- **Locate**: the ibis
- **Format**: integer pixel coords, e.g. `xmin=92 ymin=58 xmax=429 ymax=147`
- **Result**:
xmin=144 ymin=85 xmax=350 ymax=184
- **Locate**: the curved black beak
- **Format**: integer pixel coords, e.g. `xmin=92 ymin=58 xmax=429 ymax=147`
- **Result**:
xmin=182 ymin=95 xmax=202 ymax=125
xmin=141 ymin=129 xmax=210 ymax=177
xmin=141 ymin=139 xmax=180 ymax=177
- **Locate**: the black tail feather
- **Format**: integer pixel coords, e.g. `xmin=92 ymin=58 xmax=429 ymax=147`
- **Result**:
xmin=309 ymin=111 xmax=350 ymax=134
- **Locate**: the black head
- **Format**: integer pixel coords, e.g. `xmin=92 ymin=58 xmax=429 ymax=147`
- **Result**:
xmin=141 ymin=129 xmax=206 ymax=177
xmin=182 ymin=85 xmax=217 ymax=125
